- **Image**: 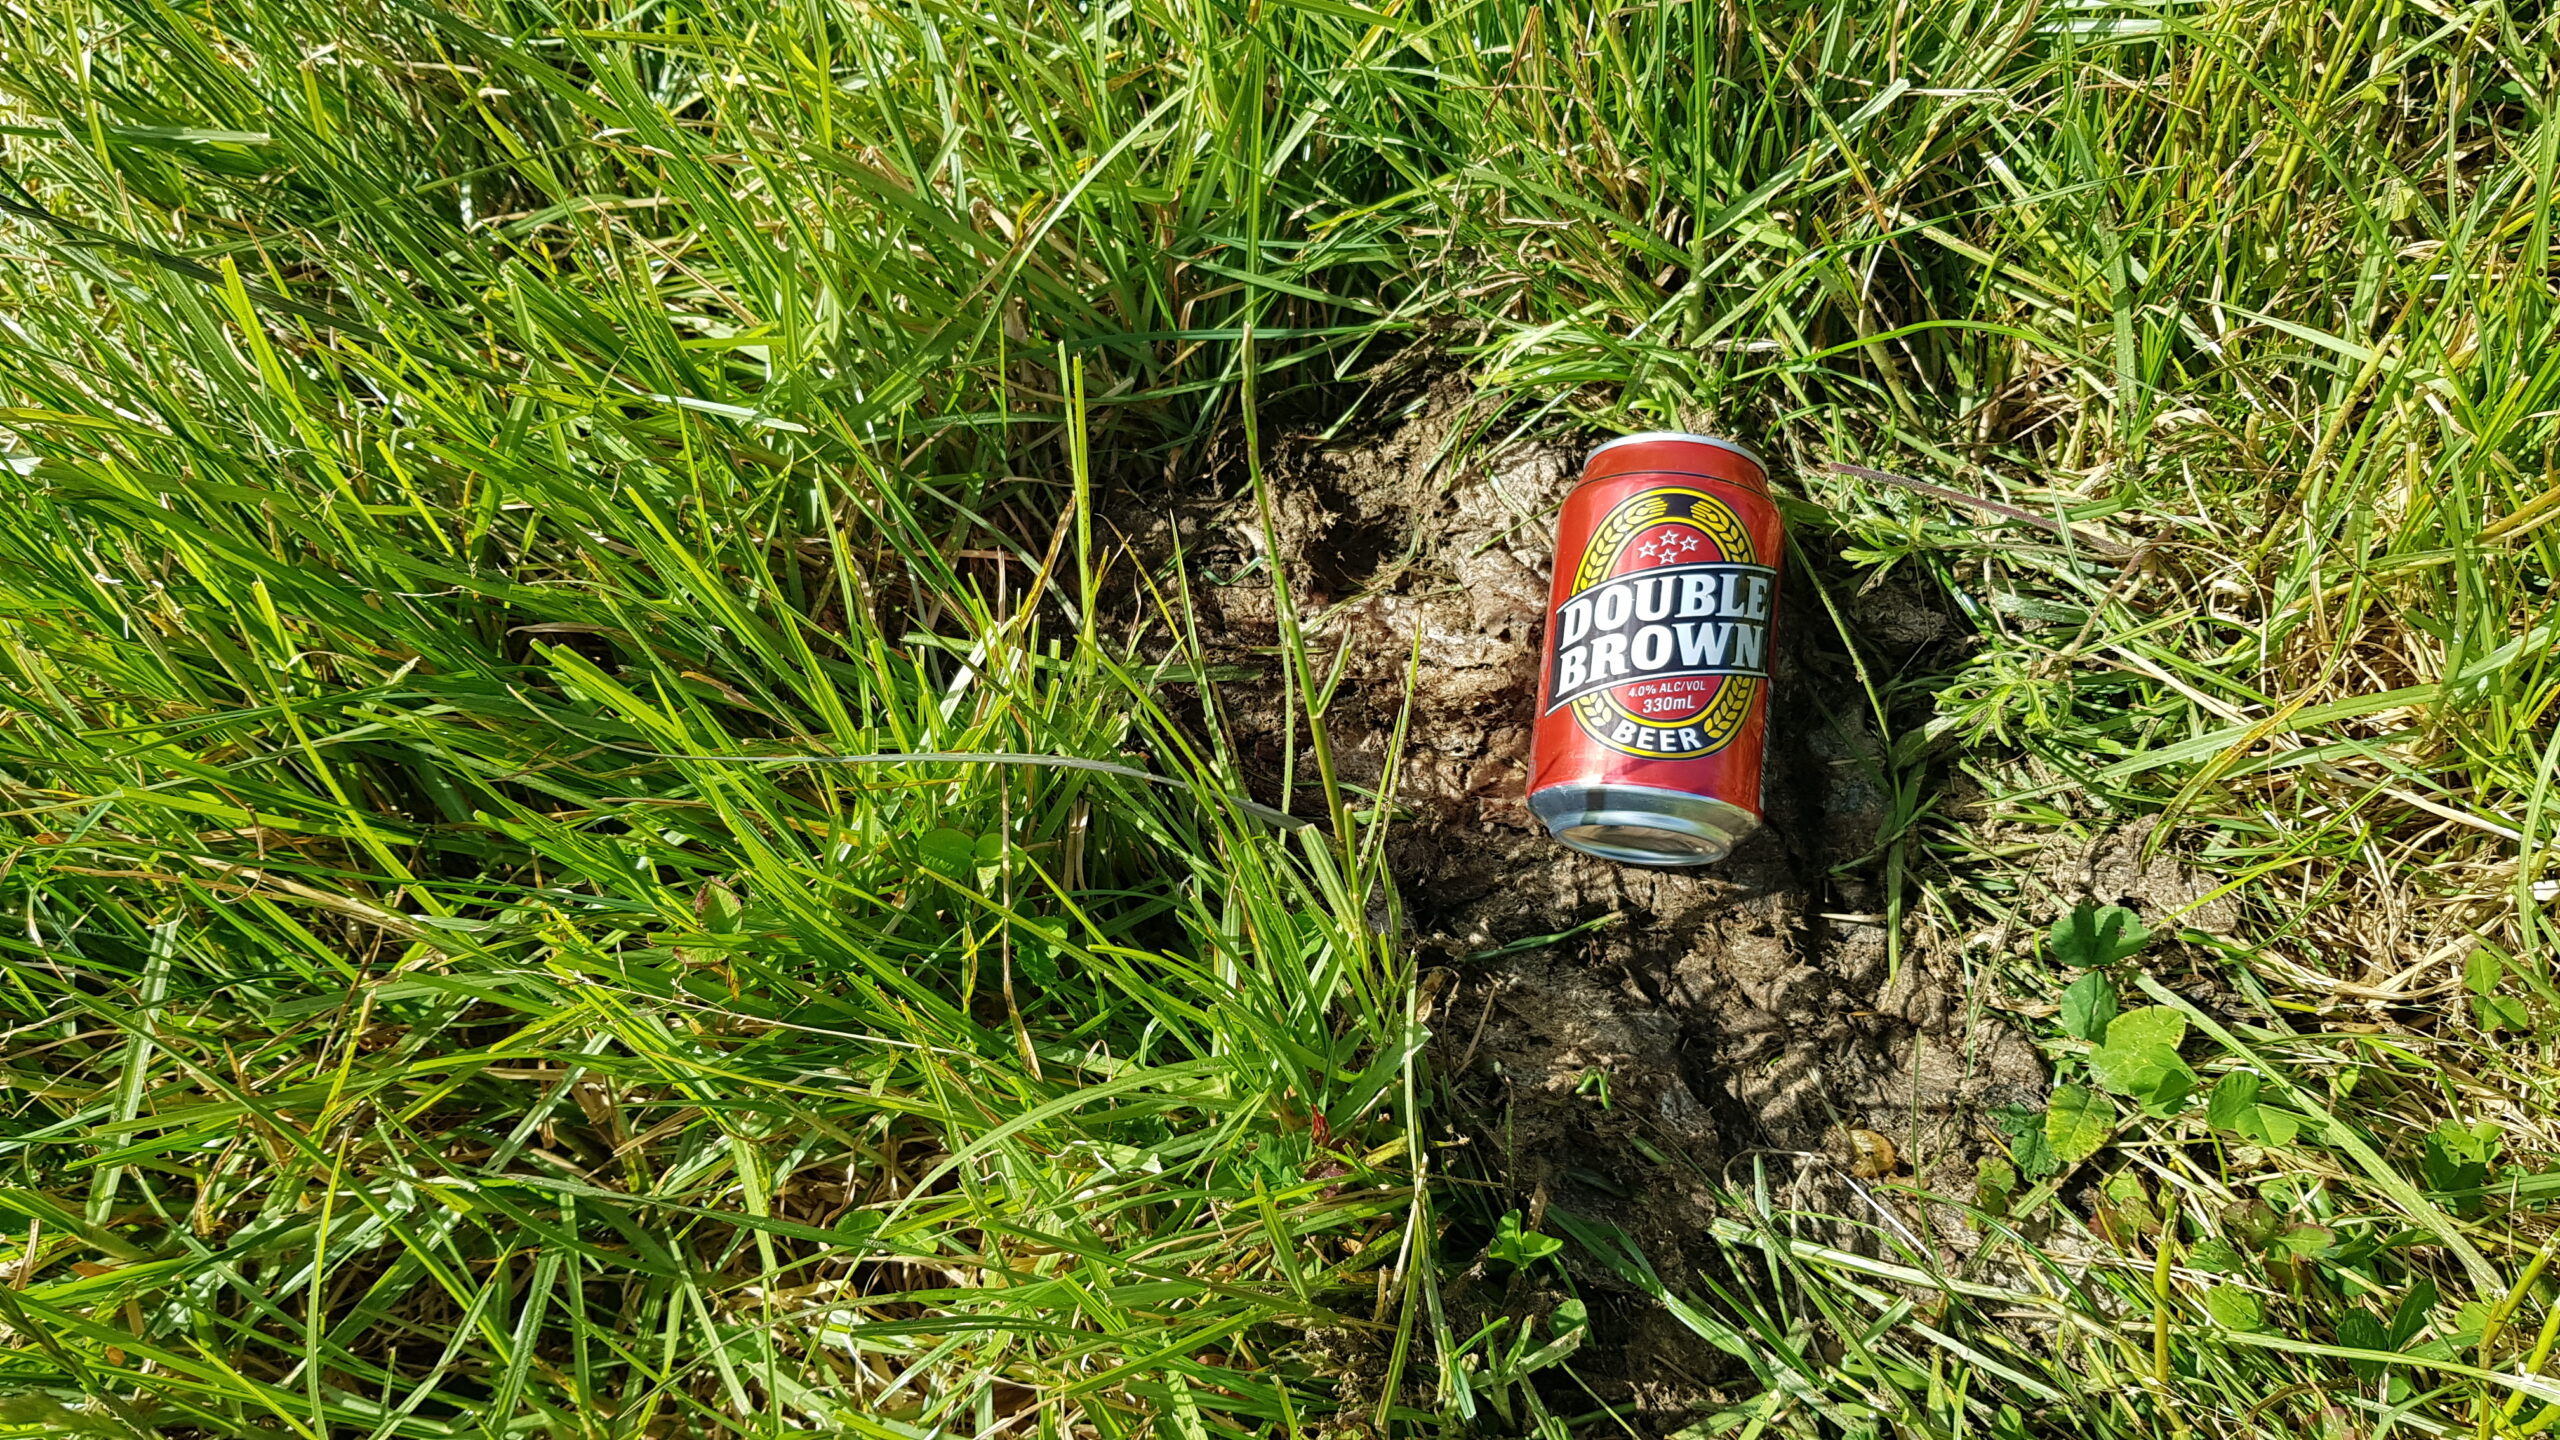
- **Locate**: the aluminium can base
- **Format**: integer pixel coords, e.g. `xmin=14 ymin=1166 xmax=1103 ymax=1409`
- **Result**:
xmin=1528 ymin=782 xmax=1761 ymax=867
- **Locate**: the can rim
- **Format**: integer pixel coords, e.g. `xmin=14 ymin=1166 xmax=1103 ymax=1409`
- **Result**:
xmin=1589 ymin=430 xmax=1767 ymax=472
xmin=1527 ymin=782 xmax=1759 ymax=869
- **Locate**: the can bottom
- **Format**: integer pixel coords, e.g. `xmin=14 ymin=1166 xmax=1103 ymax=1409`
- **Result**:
xmin=1528 ymin=782 xmax=1760 ymax=867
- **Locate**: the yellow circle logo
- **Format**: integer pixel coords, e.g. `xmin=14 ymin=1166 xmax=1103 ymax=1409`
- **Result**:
xmin=1546 ymin=487 xmax=1773 ymax=759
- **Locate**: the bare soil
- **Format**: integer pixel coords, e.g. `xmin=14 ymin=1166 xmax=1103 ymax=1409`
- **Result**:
xmin=1124 ymin=377 xmax=2050 ymax=1426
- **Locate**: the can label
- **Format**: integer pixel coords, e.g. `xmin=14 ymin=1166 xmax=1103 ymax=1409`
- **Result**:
xmin=1530 ymin=438 xmax=1781 ymax=814
xmin=1544 ymin=486 xmax=1775 ymax=755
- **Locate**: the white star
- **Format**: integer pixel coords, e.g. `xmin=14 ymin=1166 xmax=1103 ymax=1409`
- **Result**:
xmin=1637 ymin=541 xmax=1659 ymax=559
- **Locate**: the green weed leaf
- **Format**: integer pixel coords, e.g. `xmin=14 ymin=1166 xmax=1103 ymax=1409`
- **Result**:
xmin=2275 ymin=1222 xmax=2336 ymax=1258
xmin=2096 ymin=1170 xmax=2157 ymax=1236
xmin=1991 ymin=1103 xmax=2059 ymax=1180
xmin=2390 ymin=1281 xmax=2439 ymax=1348
xmin=2099 ymin=1006 xmax=2185 ymax=1052
xmin=2087 ymin=1006 xmax=2196 ymax=1114
xmin=2206 ymin=1072 xmax=2301 ymax=1145
xmin=699 ymin=881 xmax=745 ymax=933
xmin=2205 ymin=1285 xmax=2266 ymax=1331
xmin=1975 ymin=1156 xmax=2019 ymax=1218
xmin=2421 ymin=1120 xmax=2501 ymax=1192
xmin=2225 ymin=1199 xmax=2281 ymax=1250
xmin=918 ymin=827 xmax=979 ymax=881
xmin=2207 ymin=1072 xmax=2259 ymax=1130
xmin=2454 ymin=1299 xmax=2496 ymax=1347
xmin=2045 ymin=1085 xmax=2114 ymax=1164
xmin=2465 ymin=953 xmax=2532 ymax=1030
xmin=2090 ymin=1042 xmax=2196 ymax=1110
xmin=2090 ymin=1043 xmax=2197 ymax=1115
xmin=2049 ymin=902 xmax=2152 ymax=968
xmin=2477 ymin=994 xmax=2533 ymax=1031
xmin=1489 ymin=1212 xmax=1563 ymax=1269
xmin=2337 ymin=1312 xmax=2389 ymax=1380
xmin=2189 ymin=1238 xmax=2247 ymax=1275
xmin=2059 ymin=972 xmax=2119 ymax=1043
xmin=2465 ymin=950 xmax=2502 ymax=995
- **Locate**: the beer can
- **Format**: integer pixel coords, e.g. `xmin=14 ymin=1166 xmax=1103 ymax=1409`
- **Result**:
xmin=1528 ymin=432 xmax=1781 ymax=865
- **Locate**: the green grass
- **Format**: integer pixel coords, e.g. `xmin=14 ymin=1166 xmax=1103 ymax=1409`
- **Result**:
xmin=1 ymin=0 xmax=2558 ymax=1436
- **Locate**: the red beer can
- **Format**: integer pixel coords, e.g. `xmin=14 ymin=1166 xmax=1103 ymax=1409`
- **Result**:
xmin=1528 ymin=433 xmax=1781 ymax=865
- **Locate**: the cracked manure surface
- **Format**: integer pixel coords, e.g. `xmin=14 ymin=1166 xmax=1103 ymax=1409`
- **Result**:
xmin=1129 ymin=381 xmax=2049 ymax=1422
